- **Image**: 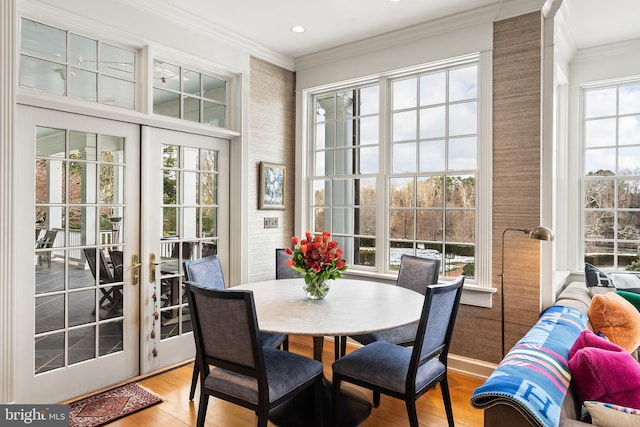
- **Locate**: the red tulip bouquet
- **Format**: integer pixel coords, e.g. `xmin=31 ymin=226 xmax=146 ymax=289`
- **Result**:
xmin=285 ymin=231 xmax=348 ymax=299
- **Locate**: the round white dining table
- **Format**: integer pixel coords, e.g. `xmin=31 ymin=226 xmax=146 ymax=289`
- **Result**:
xmin=234 ymin=277 xmax=423 ymax=335
xmin=233 ymin=277 xmax=424 ymax=361
xmin=233 ymin=277 xmax=425 ymax=427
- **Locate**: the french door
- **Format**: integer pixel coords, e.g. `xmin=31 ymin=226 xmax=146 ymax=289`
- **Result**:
xmin=16 ymin=106 xmax=141 ymax=402
xmin=140 ymin=127 xmax=229 ymax=373
xmin=15 ymin=108 xmax=230 ymax=402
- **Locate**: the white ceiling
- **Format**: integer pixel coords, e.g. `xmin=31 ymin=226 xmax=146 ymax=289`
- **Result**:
xmin=134 ymin=0 xmax=640 ymax=59
xmin=563 ymin=0 xmax=640 ymax=50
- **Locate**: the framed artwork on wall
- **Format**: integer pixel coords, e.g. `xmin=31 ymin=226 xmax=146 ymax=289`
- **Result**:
xmin=259 ymin=162 xmax=286 ymax=210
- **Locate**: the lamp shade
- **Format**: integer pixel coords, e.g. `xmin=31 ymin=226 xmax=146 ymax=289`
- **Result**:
xmin=527 ymin=226 xmax=554 ymax=241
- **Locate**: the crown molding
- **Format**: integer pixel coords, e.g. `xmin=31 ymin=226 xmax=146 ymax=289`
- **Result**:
xmin=542 ymin=0 xmax=563 ymax=17
xmin=295 ymin=0 xmax=547 ymax=71
xmin=572 ymin=37 xmax=640 ymax=64
xmin=295 ymin=4 xmax=497 ymax=71
xmin=121 ymin=0 xmax=294 ymax=71
xmin=21 ymin=0 xmax=550 ymax=73
xmin=18 ymin=0 xmax=147 ymax=49
xmin=495 ymin=0 xmax=546 ymax=21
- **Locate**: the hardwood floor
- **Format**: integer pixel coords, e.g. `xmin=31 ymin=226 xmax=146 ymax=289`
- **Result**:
xmin=108 ymin=336 xmax=484 ymax=427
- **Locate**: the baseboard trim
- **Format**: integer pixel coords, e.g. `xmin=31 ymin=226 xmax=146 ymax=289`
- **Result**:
xmin=448 ymin=354 xmax=496 ymax=380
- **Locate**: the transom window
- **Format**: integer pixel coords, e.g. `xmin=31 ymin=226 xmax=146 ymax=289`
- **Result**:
xmin=152 ymin=59 xmax=227 ymax=127
xmin=19 ymin=18 xmax=136 ymax=109
xmin=583 ymin=83 xmax=640 ymax=270
xmin=309 ymin=56 xmax=481 ymax=280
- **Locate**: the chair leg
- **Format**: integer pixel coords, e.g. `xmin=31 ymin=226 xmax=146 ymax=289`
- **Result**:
xmin=99 ymin=288 xmax=116 ymax=306
xmin=257 ymin=409 xmax=269 ymax=427
xmin=373 ymin=391 xmax=381 ymax=407
xmin=314 ymin=377 xmax=324 ymax=427
xmin=440 ymin=376 xmax=455 ymax=427
xmin=196 ymin=394 xmax=209 ymax=427
xmin=189 ymin=363 xmax=199 ymax=401
xmin=334 ymin=336 xmax=347 ymax=359
xmin=332 ymin=377 xmax=341 ymax=427
xmin=405 ymin=399 xmax=419 ymax=427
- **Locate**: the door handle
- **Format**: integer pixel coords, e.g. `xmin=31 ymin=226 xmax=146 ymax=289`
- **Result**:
xmin=128 ymin=254 xmax=141 ymax=286
xmin=149 ymin=252 xmax=165 ymax=283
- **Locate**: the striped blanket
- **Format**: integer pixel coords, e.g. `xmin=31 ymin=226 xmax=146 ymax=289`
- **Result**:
xmin=470 ymin=305 xmax=588 ymax=427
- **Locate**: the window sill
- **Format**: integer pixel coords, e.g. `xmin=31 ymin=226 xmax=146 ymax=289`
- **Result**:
xmin=460 ymin=283 xmax=496 ymax=308
xmin=344 ymin=270 xmax=496 ymax=308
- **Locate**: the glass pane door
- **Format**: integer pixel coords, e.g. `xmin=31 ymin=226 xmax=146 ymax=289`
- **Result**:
xmin=141 ymin=127 xmax=229 ymax=373
xmin=16 ymin=106 xmax=140 ymax=403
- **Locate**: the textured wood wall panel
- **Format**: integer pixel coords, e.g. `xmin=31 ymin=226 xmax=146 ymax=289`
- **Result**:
xmin=247 ymin=57 xmax=296 ymax=283
xmin=451 ymin=12 xmax=543 ymax=364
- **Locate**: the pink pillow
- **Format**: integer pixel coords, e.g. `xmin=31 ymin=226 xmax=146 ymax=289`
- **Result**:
xmin=568 ymin=332 xmax=640 ymax=409
xmin=569 ymin=329 xmax=625 ymax=359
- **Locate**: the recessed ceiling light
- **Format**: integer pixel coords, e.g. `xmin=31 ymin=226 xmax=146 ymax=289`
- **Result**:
xmin=389 ymin=0 xmax=401 ymax=2
xmin=291 ymin=25 xmax=306 ymax=33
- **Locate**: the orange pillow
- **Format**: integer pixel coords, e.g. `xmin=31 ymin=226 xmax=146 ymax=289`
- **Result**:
xmin=589 ymin=292 xmax=640 ymax=353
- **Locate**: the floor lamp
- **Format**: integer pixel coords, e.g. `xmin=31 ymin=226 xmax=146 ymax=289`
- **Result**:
xmin=500 ymin=226 xmax=554 ymax=357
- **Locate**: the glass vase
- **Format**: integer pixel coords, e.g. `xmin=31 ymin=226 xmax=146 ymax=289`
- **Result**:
xmin=303 ymin=274 xmax=330 ymax=300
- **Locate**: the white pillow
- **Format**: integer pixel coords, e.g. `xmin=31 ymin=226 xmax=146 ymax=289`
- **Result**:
xmin=610 ymin=273 xmax=640 ymax=293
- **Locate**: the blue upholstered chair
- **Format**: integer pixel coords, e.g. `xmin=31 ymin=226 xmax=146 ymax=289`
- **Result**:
xmin=275 ymin=248 xmax=301 ymax=279
xmin=339 ymin=254 xmax=441 ymax=356
xmin=186 ymin=283 xmax=325 ymax=427
xmin=184 ymin=255 xmax=288 ymax=401
xmin=332 ymin=275 xmax=464 ymax=427
xmin=184 ymin=255 xmax=226 ymax=289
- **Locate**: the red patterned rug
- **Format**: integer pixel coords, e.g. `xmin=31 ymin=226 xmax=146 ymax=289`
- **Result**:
xmin=69 ymin=383 xmax=162 ymax=427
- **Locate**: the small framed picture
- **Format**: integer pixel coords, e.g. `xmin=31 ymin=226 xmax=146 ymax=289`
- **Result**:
xmin=259 ymin=162 xmax=286 ymax=210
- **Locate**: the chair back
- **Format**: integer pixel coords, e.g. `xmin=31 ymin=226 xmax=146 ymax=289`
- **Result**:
xmin=275 ymin=248 xmax=301 ymax=279
xmin=202 ymin=242 xmax=217 ymax=257
xmin=184 ymin=255 xmax=225 ymax=289
xmin=186 ymin=283 xmax=265 ymax=380
xmin=411 ymin=275 xmax=464 ymax=370
xmin=83 ymin=248 xmax=115 ymax=284
xmin=171 ymin=241 xmax=194 ymax=260
xmin=397 ymin=254 xmax=441 ymax=295
xmin=36 ymin=229 xmax=58 ymax=249
xmin=109 ymin=250 xmax=124 ymax=282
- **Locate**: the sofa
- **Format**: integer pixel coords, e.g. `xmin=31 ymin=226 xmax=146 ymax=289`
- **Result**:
xmin=471 ymin=281 xmax=640 ymax=427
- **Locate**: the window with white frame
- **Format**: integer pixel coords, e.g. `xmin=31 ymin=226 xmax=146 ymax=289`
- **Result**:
xmin=309 ymin=55 xmax=482 ymax=280
xmin=583 ymin=82 xmax=640 ymax=270
xmin=312 ymin=85 xmax=380 ymax=268
xmin=152 ymin=59 xmax=227 ymax=127
xmin=19 ymin=18 xmax=136 ymax=110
